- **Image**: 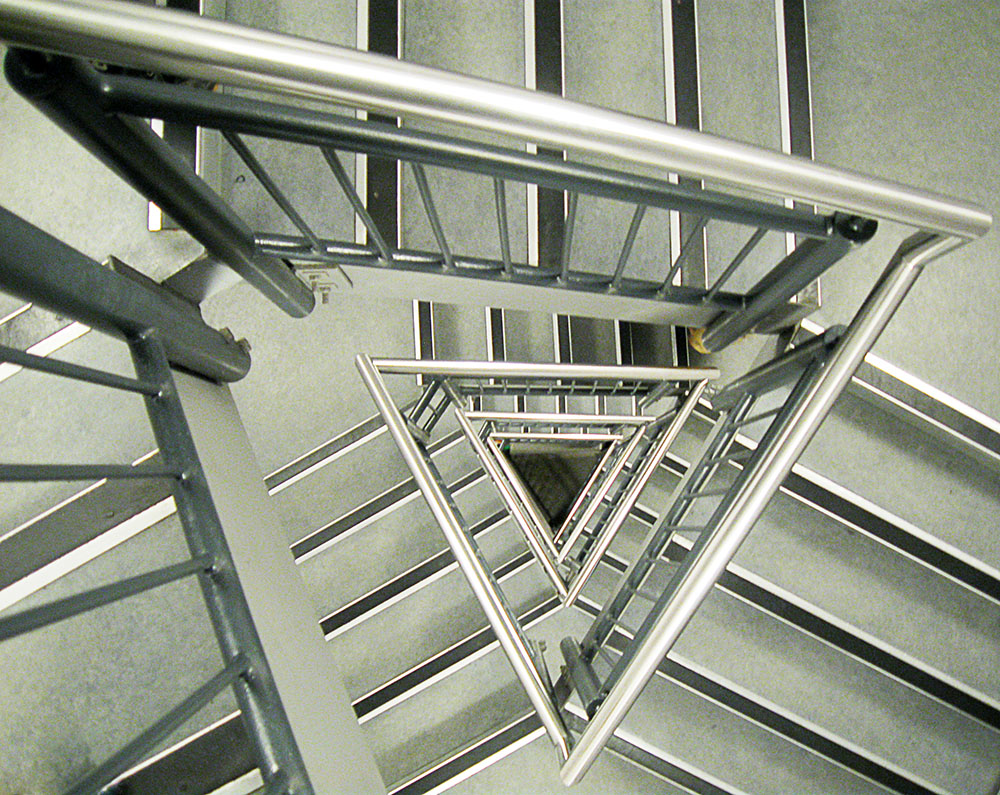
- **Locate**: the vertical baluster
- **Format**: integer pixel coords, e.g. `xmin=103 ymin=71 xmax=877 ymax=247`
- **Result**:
xmin=661 ymin=216 xmax=708 ymax=291
xmin=411 ymin=162 xmax=455 ymax=271
xmin=494 ymin=178 xmax=514 ymax=275
xmin=320 ymin=147 xmax=394 ymax=264
xmin=224 ymin=131 xmax=324 ymax=254
xmin=611 ymin=205 xmax=647 ymax=290
xmin=560 ymin=192 xmax=579 ymax=281
xmin=703 ymin=227 xmax=767 ymax=302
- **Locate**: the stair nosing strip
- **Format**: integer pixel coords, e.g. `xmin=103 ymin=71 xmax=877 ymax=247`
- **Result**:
xmin=321 ymin=509 xmax=509 ymax=637
xmin=353 ymin=595 xmax=559 ymax=723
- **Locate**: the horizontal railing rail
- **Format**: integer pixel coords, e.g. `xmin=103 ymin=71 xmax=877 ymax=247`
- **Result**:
xmin=88 ymin=69 xmax=832 ymax=240
xmin=0 ymin=206 xmax=250 ymax=382
xmin=0 ymin=0 xmax=989 ymax=239
xmin=5 ymin=46 xmax=872 ymax=334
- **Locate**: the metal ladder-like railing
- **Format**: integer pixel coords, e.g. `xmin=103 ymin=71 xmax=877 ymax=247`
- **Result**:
xmin=559 ymin=329 xmax=842 ymax=781
xmin=2 ymin=4 xmax=882 ymax=344
xmin=0 ymin=209 xmax=315 ymax=795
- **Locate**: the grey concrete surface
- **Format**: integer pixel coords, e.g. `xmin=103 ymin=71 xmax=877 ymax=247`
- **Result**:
xmin=296 ymin=471 xmax=498 ymax=621
xmin=807 ymin=0 xmax=1000 ymax=419
xmin=802 ymin=389 xmax=1000 ymax=567
xmin=563 ymin=0 xmax=673 ymax=283
xmin=365 ymin=650 xmax=533 ymax=788
xmin=616 ymin=667 xmax=895 ymax=795
xmin=680 ymin=590 xmax=1000 ymax=794
xmin=447 ymin=729 xmax=687 ymax=795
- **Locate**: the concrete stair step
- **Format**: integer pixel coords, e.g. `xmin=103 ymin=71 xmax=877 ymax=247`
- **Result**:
xmin=613 ymin=651 xmax=897 ymax=795
xmin=368 ymin=650 xmax=533 ymax=789
xmin=330 ymin=544 xmax=552 ymax=706
xmin=577 ymin=533 xmax=1000 ymax=794
xmin=297 ymin=474 xmax=498 ymax=623
xmin=800 ymin=391 xmax=1000 ymax=569
xmin=280 ymin=417 xmax=465 ymax=555
xmin=562 ymin=0 xmax=673 ymax=286
xmin=696 ymin=0 xmax=790 ymax=296
xmin=639 ymin=434 xmax=1000 ymax=706
xmin=430 ymin=304 xmax=490 ymax=362
xmin=445 ymin=724 xmax=687 ymax=795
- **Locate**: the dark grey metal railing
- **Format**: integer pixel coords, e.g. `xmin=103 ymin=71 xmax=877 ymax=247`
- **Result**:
xmin=0 ymin=206 xmax=249 ymax=383
xmin=4 ymin=34 xmax=877 ymax=342
xmin=0 ymin=211 xmax=316 ymax=795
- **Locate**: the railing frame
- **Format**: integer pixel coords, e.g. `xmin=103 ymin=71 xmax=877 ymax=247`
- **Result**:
xmin=0 ymin=0 xmax=988 ymax=238
xmin=559 ymin=231 xmax=960 ymax=783
xmin=6 ymin=3 xmax=975 ymax=338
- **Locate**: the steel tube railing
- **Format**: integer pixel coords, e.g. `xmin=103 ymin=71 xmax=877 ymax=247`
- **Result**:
xmin=489 ymin=431 xmax=623 ymax=443
xmin=553 ymin=442 xmax=620 ymax=548
xmin=579 ymin=397 xmax=753 ymax=658
xmin=0 ymin=0 xmax=988 ymax=238
xmin=493 ymin=178 xmax=514 ymax=274
xmin=411 ymin=163 xmax=455 ymax=271
xmin=371 ymin=358 xmax=717 ymax=383
xmin=711 ymin=326 xmax=843 ymax=411
xmin=91 ymin=68 xmax=833 ymax=240
xmin=564 ymin=382 xmax=708 ymax=605
xmin=699 ymin=217 xmax=872 ymax=352
xmin=556 ymin=430 xmax=647 ymax=564
xmin=466 ymin=411 xmax=652 ymax=426
xmin=662 ymin=216 xmax=707 ymax=291
xmin=320 ymin=147 xmax=394 ymax=264
xmin=560 ymin=192 xmax=578 ymax=281
xmin=223 ymin=131 xmax=325 ymax=255
xmin=356 ymin=354 xmax=572 ymax=759
xmin=132 ymin=333 xmax=314 ymax=791
xmin=612 ymin=205 xmax=647 ymax=290
xmin=484 ymin=438 xmax=561 ymax=556
xmin=703 ymin=227 xmax=767 ymax=303
xmin=446 ymin=386 xmax=567 ymax=598
xmin=560 ymin=231 xmax=957 ymax=784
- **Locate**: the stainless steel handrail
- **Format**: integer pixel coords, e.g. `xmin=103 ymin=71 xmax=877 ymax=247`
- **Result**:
xmin=559 ymin=231 xmax=960 ymax=784
xmin=370 ymin=358 xmax=717 ymax=383
xmin=0 ymin=0 xmax=990 ymax=239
